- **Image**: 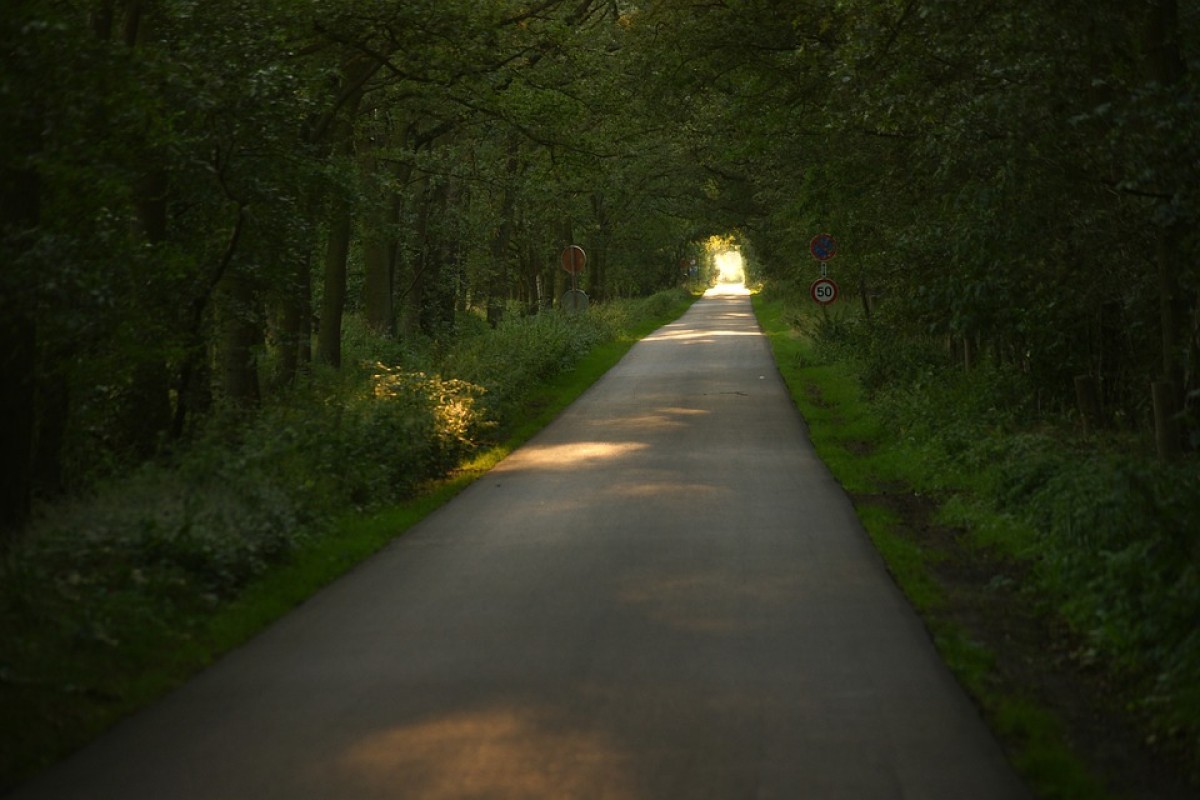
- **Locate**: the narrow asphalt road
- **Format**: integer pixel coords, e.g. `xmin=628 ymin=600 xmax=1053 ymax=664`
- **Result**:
xmin=12 ymin=287 xmax=1031 ymax=799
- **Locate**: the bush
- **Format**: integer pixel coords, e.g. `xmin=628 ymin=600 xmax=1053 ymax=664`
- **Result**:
xmin=4 ymin=294 xmax=679 ymax=615
xmin=807 ymin=302 xmax=1200 ymax=756
xmin=443 ymin=307 xmax=614 ymax=421
xmin=1 ymin=292 xmax=676 ymax=661
xmin=1022 ymin=456 xmax=1200 ymax=732
xmin=1 ymin=289 xmax=699 ymax=791
xmin=23 ymin=464 xmax=297 ymax=596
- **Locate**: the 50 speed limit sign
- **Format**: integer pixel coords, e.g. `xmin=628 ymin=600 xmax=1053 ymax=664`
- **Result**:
xmin=810 ymin=277 xmax=839 ymax=305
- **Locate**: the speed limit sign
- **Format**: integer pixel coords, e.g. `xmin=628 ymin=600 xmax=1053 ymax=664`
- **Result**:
xmin=810 ymin=277 xmax=839 ymax=305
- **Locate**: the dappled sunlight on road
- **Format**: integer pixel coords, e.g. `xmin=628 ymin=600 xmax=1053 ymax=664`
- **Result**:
xmin=338 ymin=706 xmax=641 ymax=799
xmin=608 ymin=406 xmax=709 ymax=431
xmin=642 ymin=327 xmax=758 ymax=343
xmin=505 ymin=441 xmax=648 ymax=471
xmin=643 ymin=290 xmax=756 ymax=346
xmin=618 ymin=568 xmax=800 ymax=635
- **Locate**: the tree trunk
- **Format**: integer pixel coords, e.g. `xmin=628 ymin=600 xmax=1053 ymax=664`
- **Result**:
xmin=217 ymin=268 xmax=262 ymax=407
xmin=172 ymin=207 xmax=246 ymax=437
xmin=363 ymin=192 xmax=399 ymax=336
xmin=124 ymin=167 xmax=173 ymax=454
xmin=859 ymin=271 xmax=873 ymax=322
xmin=962 ymin=335 xmax=977 ymax=371
xmin=123 ymin=0 xmax=147 ymax=47
xmin=297 ymin=56 xmax=377 ymax=371
xmin=102 ymin=5 xmax=173 ymax=452
xmin=125 ymin=356 xmax=172 ymax=457
xmin=275 ymin=182 xmax=317 ymax=389
xmin=400 ymin=172 xmax=433 ymax=339
xmin=360 ymin=128 xmax=406 ymax=338
xmin=297 ymin=253 xmax=312 ymax=369
xmin=589 ymin=192 xmax=609 ymax=302
xmin=314 ymin=79 xmax=362 ymax=369
xmin=91 ymin=0 xmax=116 ymax=39
xmin=400 ymin=259 xmax=424 ymax=339
xmin=422 ymin=179 xmax=457 ymax=336
xmin=0 ymin=70 xmax=39 ymax=522
xmin=487 ymin=141 xmax=521 ymax=327
xmin=32 ymin=368 xmax=69 ymax=497
xmin=273 ymin=249 xmax=312 ymax=388
xmin=317 ymin=198 xmax=352 ymax=368
xmin=1156 ymin=223 xmax=1188 ymax=399
xmin=1146 ymin=0 xmax=1193 ymax=435
xmin=0 ymin=314 xmax=36 ymax=538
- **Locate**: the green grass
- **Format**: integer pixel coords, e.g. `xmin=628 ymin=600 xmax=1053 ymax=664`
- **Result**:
xmin=856 ymin=504 xmax=944 ymax=612
xmin=995 ymin=698 xmax=1110 ymax=800
xmin=936 ymin=494 xmax=1040 ymax=559
xmin=752 ymin=290 xmax=1116 ymax=800
xmin=755 ymin=295 xmax=906 ymax=493
xmin=0 ymin=290 xmax=698 ymax=793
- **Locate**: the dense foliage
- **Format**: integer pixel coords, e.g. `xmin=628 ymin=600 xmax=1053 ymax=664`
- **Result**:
xmin=1 ymin=0 xmax=1196 ymax=785
xmin=6 ymin=1 xmax=1194 ymax=530
xmin=1 ymin=0 xmax=716 ymax=535
xmin=796 ymin=293 xmax=1200 ymax=771
xmin=0 ymin=290 xmax=691 ymax=788
xmin=756 ymin=287 xmax=1198 ymax=793
xmin=616 ymin=0 xmax=1198 ymax=434
xmin=642 ymin=3 xmax=1200 ymax=760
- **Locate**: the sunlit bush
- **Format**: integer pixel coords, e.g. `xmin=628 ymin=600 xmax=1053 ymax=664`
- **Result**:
xmin=369 ymin=364 xmax=492 ymax=457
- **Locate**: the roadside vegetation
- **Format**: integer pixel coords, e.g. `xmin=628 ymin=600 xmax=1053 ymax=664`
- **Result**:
xmin=0 ymin=288 xmax=697 ymax=792
xmin=754 ymin=285 xmax=1199 ymax=800
xmin=3 ymin=1 xmax=1196 ymax=796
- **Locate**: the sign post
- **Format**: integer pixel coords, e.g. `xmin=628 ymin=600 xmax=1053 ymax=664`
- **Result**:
xmin=809 ymin=233 xmax=839 ymax=306
xmin=559 ymin=245 xmax=588 ymax=313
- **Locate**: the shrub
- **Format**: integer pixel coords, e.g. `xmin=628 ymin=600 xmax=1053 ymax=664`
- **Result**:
xmin=788 ymin=290 xmax=1200 ymax=754
xmin=1 ymin=287 xmax=697 ymax=791
xmin=443 ymin=308 xmax=613 ymax=422
xmin=1024 ymin=456 xmax=1200 ymax=732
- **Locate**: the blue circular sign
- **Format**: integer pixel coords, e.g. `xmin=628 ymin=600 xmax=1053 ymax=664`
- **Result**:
xmin=810 ymin=233 xmax=837 ymax=261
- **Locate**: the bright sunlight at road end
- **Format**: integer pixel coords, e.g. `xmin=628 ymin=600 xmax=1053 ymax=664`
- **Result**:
xmin=715 ymin=250 xmax=745 ymax=283
xmin=707 ymin=249 xmax=748 ymax=295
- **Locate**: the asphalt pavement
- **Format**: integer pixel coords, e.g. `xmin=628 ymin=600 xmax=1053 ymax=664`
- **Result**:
xmin=10 ymin=285 xmax=1031 ymax=799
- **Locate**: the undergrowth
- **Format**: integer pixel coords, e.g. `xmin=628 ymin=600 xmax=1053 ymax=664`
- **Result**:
xmin=766 ymin=285 xmax=1200 ymax=781
xmin=0 ymin=288 xmax=695 ymax=791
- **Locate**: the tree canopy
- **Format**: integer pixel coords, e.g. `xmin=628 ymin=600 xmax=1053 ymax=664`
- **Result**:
xmin=2 ymin=0 xmax=1197 ymax=531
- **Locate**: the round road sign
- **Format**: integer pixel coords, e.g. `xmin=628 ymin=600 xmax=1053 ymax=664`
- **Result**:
xmin=810 ymin=277 xmax=839 ymax=305
xmin=809 ymin=233 xmax=838 ymax=261
xmin=560 ymin=289 xmax=589 ymax=313
xmin=561 ymin=245 xmax=586 ymax=274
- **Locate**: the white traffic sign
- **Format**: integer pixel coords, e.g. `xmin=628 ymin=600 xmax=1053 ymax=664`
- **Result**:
xmin=810 ymin=277 xmax=839 ymax=305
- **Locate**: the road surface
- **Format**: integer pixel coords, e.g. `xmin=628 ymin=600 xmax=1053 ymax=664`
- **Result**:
xmin=11 ymin=286 xmax=1031 ymax=799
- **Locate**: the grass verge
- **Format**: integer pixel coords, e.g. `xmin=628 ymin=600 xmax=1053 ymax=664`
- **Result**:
xmin=0 ymin=290 xmax=697 ymax=793
xmin=752 ymin=291 xmax=1115 ymax=800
